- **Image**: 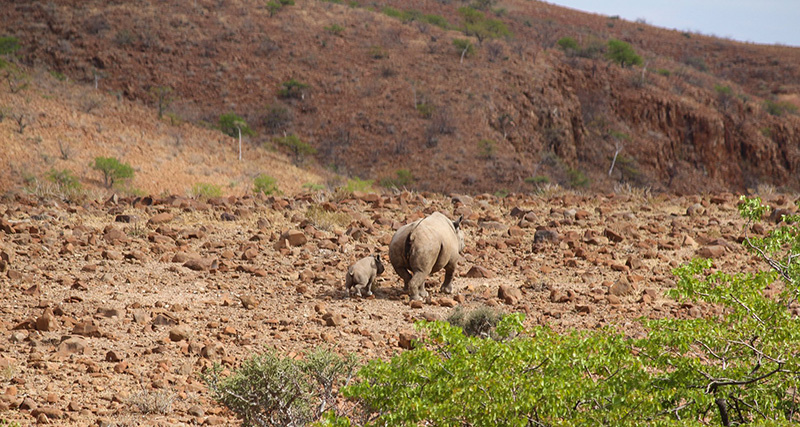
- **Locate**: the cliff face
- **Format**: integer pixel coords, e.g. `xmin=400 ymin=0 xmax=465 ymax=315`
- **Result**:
xmin=2 ymin=0 xmax=799 ymax=194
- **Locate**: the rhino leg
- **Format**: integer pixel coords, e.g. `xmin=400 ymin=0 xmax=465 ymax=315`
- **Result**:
xmin=441 ymin=264 xmax=455 ymax=294
xmin=408 ymin=271 xmax=429 ymax=300
xmin=396 ymin=267 xmax=412 ymax=293
xmin=364 ymin=277 xmax=374 ymax=297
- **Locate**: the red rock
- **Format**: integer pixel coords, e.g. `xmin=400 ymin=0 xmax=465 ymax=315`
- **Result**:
xmin=609 ymin=278 xmax=634 ymax=297
xmin=184 ymin=257 xmax=218 ymax=271
xmin=398 ymin=332 xmax=417 ymax=349
xmin=148 ymin=212 xmax=174 ymax=225
xmin=102 ymin=250 xmax=123 ymax=260
xmin=72 ymin=321 xmax=101 ymax=337
xmin=322 ymin=313 xmax=343 ymax=327
xmin=240 ymin=295 xmax=258 ymax=309
xmin=279 ymin=230 xmax=307 ymax=247
xmin=55 ymin=336 xmax=90 ymax=357
xmin=697 ymin=245 xmax=725 ymax=259
xmin=465 ymin=265 xmax=495 ymax=278
xmin=498 ymin=285 xmax=522 ymax=305
xmin=437 ymin=297 xmax=457 ymax=308
xmin=603 ymin=228 xmax=624 ymax=243
xmin=169 ymin=325 xmax=192 ymax=341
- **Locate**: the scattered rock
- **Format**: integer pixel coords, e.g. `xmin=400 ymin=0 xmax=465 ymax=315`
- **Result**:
xmin=55 ymin=336 xmax=90 ymax=357
xmin=148 ymin=212 xmax=174 ymax=225
xmin=498 ymin=285 xmax=522 ymax=305
xmin=464 ymin=265 xmax=495 ymax=278
xmin=169 ymin=325 xmax=192 ymax=341
xmin=398 ymin=331 xmax=416 ymax=349
xmin=697 ymin=245 xmax=726 ymax=259
xmin=609 ymin=277 xmax=634 ymax=297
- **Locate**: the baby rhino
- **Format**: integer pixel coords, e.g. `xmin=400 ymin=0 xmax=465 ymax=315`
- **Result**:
xmin=389 ymin=212 xmax=465 ymax=301
xmin=345 ymin=255 xmax=385 ymax=297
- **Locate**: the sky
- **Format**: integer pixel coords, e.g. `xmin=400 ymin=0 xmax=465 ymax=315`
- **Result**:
xmin=545 ymin=0 xmax=800 ymax=47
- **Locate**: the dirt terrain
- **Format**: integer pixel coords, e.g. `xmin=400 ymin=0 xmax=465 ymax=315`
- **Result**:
xmin=1 ymin=185 xmax=796 ymax=425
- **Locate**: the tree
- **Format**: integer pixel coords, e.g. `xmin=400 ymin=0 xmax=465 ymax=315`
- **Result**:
xmin=91 ymin=157 xmax=134 ymax=188
xmin=218 ymin=113 xmax=255 ymax=161
xmin=149 ymin=86 xmax=174 ymax=120
xmin=606 ymin=39 xmax=642 ymax=67
xmin=457 ymin=7 xmax=510 ymax=44
xmin=0 ymin=36 xmax=20 ymax=68
xmin=273 ymin=134 xmax=316 ymax=164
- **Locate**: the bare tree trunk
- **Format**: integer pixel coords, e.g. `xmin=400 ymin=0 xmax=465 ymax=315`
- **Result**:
xmin=608 ymin=141 xmax=623 ymax=177
xmin=237 ymin=127 xmax=242 ymax=161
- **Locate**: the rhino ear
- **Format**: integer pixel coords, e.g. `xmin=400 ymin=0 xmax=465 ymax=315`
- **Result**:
xmin=374 ymin=254 xmax=381 ymax=262
xmin=453 ymin=216 xmax=463 ymax=229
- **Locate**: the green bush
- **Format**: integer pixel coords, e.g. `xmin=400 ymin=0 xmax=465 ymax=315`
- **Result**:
xmin=91 ymin=156 xmax=134 ymax=188
xmin=368 ymin=45 xmax=388 ymax=59
xmin=191 ymin=182 xmax=222 ymax=200
xmin=567 ymin=167 xmax=589 ymax=188
xmin=524 ymin=175 xmax=549 ymax=185
xmin=278 ymin=78 xmax=310 ymax=99
xmin=477 ymin=139 xmax=496 ymax=159
xmin=46 ymin=168 xmax=82 ymax=191
xmin=415 ymin=102 xmax=435 ymax=119
xmin=253 ymin=174 xmax=279 ymax=196
xmin=341 ymin=177 xmax=374 ymax=193
xmin=324 ymin=24 xmax=345 ymax=35
xmin=204 ymin=348 xmax=357 ymax=427
xmin=446 ymin=306 xmax=504 ymax=338
xmin=379 ymin=169 xmax=414 ymax=189
xmin=764 ymin=99 xmax=798 ymax=117
xmin=0 ymin=36 xmax=20 ymax=68
xmin=556 ymin=36 xmax=579 ymax=53
xmin=606 ymin=39 xmax=642 ymax=67
xmin=452 ymin=38 xmax=475 ymax=58
xmin=218 ymin=113 xmax=255 ymax=138
xmin=458 ymin=7 xmax=511 ymax=43
xmin=262 ymin=104 xmax=291 ymax=133
xmin=273 ymin=134 xmax=316 ymax=163
xmin=420 ymin=14 xmax=450 ymax=30
xmin=266 ymin=0 xmax=294 ymax=17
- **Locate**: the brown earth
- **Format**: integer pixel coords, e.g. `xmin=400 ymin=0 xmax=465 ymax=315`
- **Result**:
xmin=1 ymin=187 xmax=797 ymax=425
xmin=2 ymin=0 xmax=800 ymax=195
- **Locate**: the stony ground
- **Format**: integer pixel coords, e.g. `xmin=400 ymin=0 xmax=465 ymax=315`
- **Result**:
xmin=0 ymin=187 xmax=796 ymax=426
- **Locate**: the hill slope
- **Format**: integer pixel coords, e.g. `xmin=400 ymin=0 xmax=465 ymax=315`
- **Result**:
xmin=2 ymin=0 xmax=800 ymax=194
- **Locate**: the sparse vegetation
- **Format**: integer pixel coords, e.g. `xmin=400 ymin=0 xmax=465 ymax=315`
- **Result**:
xmin=452 ymin=38 xmax=475 ymax=60
xmin=91 ymin=156 xmax=134 ymax=188
xmin=477 ymin=138 xmax=496 ymax=159
xmin=446 ymin=306 xmax=504 ymax=338
xmin=764 ymin=99 xmax=798 ymax=117
xmin=305 ymin=204 xmax=352 ymax=230
xmin=556 ymin=36 xmax=579 ymax=53
xmin=567 ymin=167 xmax=589 ymax=188
xmin=273 ymin=134 xmax=316 ymax=163
xmin=262 ymin=104 xmax=291 ymax=133
xmin=191 ymin=182 xmax=222 ymax=200
xmin=368 ymin=45 xmax=388 ymax=59
xmin=606 ymin=39 xmax=642 ymax=67
xmin=128 ymin=387 xmax=175 ymax=415
xmin=204 ymin=348 xmax=357 ymax=427
xmin=0 ymin=36 xmax=21 ymax=68
xmin=278 ymin=78 xmax=310 ymax=100
xmin=218 ymin=113 xmax=255 ymax=138
xmin=524 ymin=175 xmax=549 ymax=185
xmin=415 ymin=102 xmax=435 ymax=118
xmin=458 ymin=6 xmax=511 ymax=43
xmin=253 ymin=174 xmax=279 ymax=196
xmin=324 ymin=24 xmax=344 ymax=35
xmin=149 ymin=86 xmax=174 ymax=120
xmin=379 ymin=168 xmax=414 ymax=189
xmin=46 ymin=168 xmax=82 ymax=191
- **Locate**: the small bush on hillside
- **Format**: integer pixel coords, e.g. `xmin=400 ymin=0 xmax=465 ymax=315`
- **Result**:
xmin=266 ymin=0 xmax=294 ymax=17
xmin=278 ymin=78 xmax=309 ymax=99
xmin=305 ymin=205 xmax=352 ymax=231
xmin=764 ymin=99 xmax=798 ymax=117
xmin=218 ymin=113 xmax=255 ymax=138
xmin=273 ymin=134 xmax=316 ymax=163
xmin=262 ymin=104 xmax=292 ymax=133
xmin=458 ymin=7 xmax=511 ymax=43
xmin=46 ymin=168 xmax=82 ymax=191
xmin=415 ymin=102 xmax=435 ymax=118
xmin=343 ymin=177 xmax=373 ymax=193
xmin=420 ymin=14 xmax=450 ymax=30
xmin=379 ymin=168 xmax=414 ymax=189
xmin=253 ymin=174 xmax=279 ymax=196
xmin=452 ymin=38 xmax=475 ymax=58
xmin=149 ymin=86 xmax=174 ymax=120
xmin=368 ymin=45 xmax=388 ymax=59
xmin=0 ymin=36 xmax=21 ymax=67
xmin=191 ymin=182 xmax=222 ymax=200
xmin=683 ymin=56 xmax=708 ymax=71
xmin=556 ymin=36 xmax=579 ymax=53
xmin=524 ymin=175 xmax=549 ymax=185
xmin=92 ymin=156 xmax=134 ymax=188
xmin=606 ymin=39 xmax=642 ymax=67
xmin=567 ymin=167 xmax=589 ymax=188
xmin=204 ymin=348 xmax=357 ymax=427
xmin=478 ymin=139 xmax=496 ymax=159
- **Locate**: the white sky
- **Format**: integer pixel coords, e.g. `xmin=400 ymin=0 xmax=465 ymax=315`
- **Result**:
xmin=545 ymin=0 xmax=800 ymax=47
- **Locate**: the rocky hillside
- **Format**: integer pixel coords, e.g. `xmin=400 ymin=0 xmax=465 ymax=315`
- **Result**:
xmin=2 ymin=0 xmax=800 ymax=194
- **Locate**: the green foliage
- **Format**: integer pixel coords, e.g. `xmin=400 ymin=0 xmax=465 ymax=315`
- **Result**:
xmin=381 ymin=7 xmax=421 ymax=23
xmin=764 ymin=99 xmax=798 ymax=117
xmin=324 ymin=24 xmax=345 ymax=35
xmin=91 ymin=156 xmax=134 ymax=188
xmin=113 ymin=29 xmax=136 ymax=46
xmin=458 ymin=7 xmax=511 ymax=43
xmin=684 ymin=56 xmax=708 ymax=71
xmin=524 ymin=175 xmax=549 ymax=185
xmin=567 ymin=167 xmax=589 ymax=188
xmin=420 ymin=14 xmax=451 ymax=30
xmin=273 ymin=134 xmax=316 ymax=163
xmin=556 ymin=36 xmax=579 ymax=53
xmin=218 ymin=113 xmax=255 ymax=138
xmin=262 ymin=104 xmax=291 ymax=133
xmin=379 ymin=169 xmax=414 ymax=189
xmin=266 ymin=0 xmax=294 ymax=16
xmin=368 ymin=45 xmax=388 ymax=59
xmin=204 ymin=348 xmax=357 ymax=427
xmin=46 ymin=168 xmax=82 ymax=191
xmin=606 ymin=39 xmax=642 ymax=67
xmin=477 ymin=139 xmax=496 ymax=159
xmin=253 ymin=174 xmax=279 ymax=196
xmin=415 ymin=102 xmax=435 ymax=119
xmin=302 ymin=182 xmax=326 ymax=191
xmin=0 ymin=36 xmax=21 ymax=68
xmin=191 ymin=182 xmax=222 ymax=200
xmin=656 ymin=68 xmax=672 ymax=77
xmin=340 ymin=177 xmax=374 ymax=194
xmin=452 ymin=38 xmax=475 ymax=57
xmin=149 ymin=86 xmax=174 ymax=120
xmin=278 ymin=78 xmax=310 ymax=99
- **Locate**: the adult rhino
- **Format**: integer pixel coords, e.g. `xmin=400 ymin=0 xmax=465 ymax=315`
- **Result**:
xmin=389 ymin=212 xmax=465 ymax=301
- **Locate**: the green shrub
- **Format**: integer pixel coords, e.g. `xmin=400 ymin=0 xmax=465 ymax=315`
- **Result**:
xmin=420 ymin=14 xmax=450 ymax=30
xmin=46 ymin=168 xmax=82 ymax=191
xmin=567 ymin=167 xmax=589 ymax=188
xmin=368 ymin=45 xmax=388 ymax=59
xmin=0 ymin=36 xmax=21 ymax=68
xmin=262 ymin=104 xmax=291 ymax=133
xmin=458 ymin=7 xmax=511 ymax=43
xmin=379 ymin=168 xmax=414 ymax=189
xmin=302 ymin=182 xmax=326 ymax=191
xmin=477 ymin=139 xmax=496 ymax=159
xmin=656 ymin=68 xmax=671 ymax=77
xmin=273 ymin=134 xmax=316 ymax=163
xmin=606 ymin=39 xmax=642 ymax=67
xmin=324 ymin=24 xmax=345 ymax=35
xmin=524 ymin=175 xmax=549 ymax=185
xmin=191 ymin=182 xmax=222 ymax=200
xmin=683 ymin=56 xmax=708 ymax=71
xmin=278 ymin=78 xmax=309 ymax=99
xmin=113 ymin=29 xmax=136 ymax=46
xmin=149 ymin=86 xmax=174 ymax=120
xmin=305 ymin=205 xmax=352 ymax=231
xmin=253 ymin=174 xmax=279 ymax=196
xmin=415 ymin=102 xmax=435 ymax=118
xmin=204 ymin=348 xmax=357 ymax=427
xmin=452 ymin=38 xmax=475 ymax=58
xmin=91 ymin=156 xmax=134 ymax=188
xmin=556 ymin=36 xmax=579 ymax=53
xmin=764 ymin=99 xmax=798 ymax=116
xmin=218 ymin=112 xmax=255 ymax=138
xmin=342 ymin=177 xmax=373 ymax=193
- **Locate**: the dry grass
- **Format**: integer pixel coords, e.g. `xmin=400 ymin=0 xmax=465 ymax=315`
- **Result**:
xmin=128 ymin=387 xmax=175 ymax=415
xmin=305 ymin=204 xmax=352 ymax=231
